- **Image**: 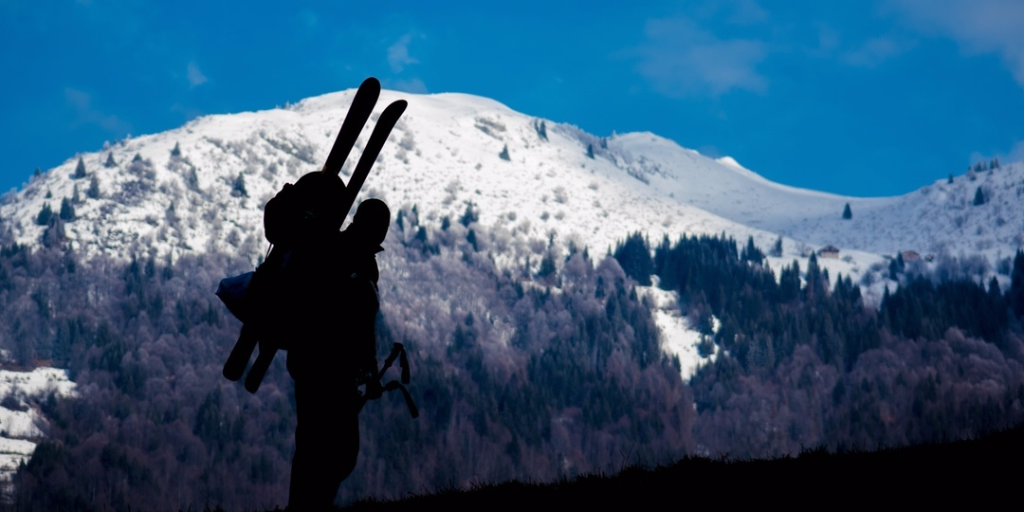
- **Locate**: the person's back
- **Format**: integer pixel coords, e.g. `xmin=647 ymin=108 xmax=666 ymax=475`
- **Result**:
xmin=249 ymin=171 xmax=346 ymax=353
xmin=285 ymin=227 xmax=380 ymax=378
xmin=286 ymin=198 xmax=391 ymax=511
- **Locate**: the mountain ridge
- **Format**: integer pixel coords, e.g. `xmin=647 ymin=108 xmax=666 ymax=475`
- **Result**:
xmin=1 ymin=86 xmax=1021 ymax=301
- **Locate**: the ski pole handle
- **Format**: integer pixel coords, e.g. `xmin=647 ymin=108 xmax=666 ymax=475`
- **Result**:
xmin=399 ymin=345 xmax=410 ymax=384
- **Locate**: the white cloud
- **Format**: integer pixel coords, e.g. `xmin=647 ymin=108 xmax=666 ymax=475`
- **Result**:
xmin=187 ymin=62 xmax=207 ymax=88
xmin=968 ymin=141 xmax=1024 ymax=168
xmin=841 ymin=36 xmax=915 ymax=67
xmin=297 ymin=9 xmax=318 ymax=29
xmin=692 ymin=0 xmax=768 ymax=26
xmin=632 ymin=17 xmax=768 ymax=97
xmin=814 ymin=23 xmax=841 ymax=56
xmin=726 ymin=0 xmax=768 ymax=25
xmin=1007 ymin=142 xmax=1024 ymax=161
xmin=64 ymin=88 xmax=91 ymax=111
xmin=1003 ymin=141 xmax=1024 ymax=164
xmin=384 ymin=77 xmax=428 ymax=94
xmin=885 ymin=0 xmax=1024 ymax=86
xmin=64 ymin=87 xmax=130 ymax=133
xmin=388 ymin=32 xmax=422 ymax=73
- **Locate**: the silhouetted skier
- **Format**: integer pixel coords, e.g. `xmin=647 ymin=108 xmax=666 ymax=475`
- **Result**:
xmin=215 ymin=78 xmax=415 ymax=508
xmin=285 ymin=196 xmax=391 ymax=511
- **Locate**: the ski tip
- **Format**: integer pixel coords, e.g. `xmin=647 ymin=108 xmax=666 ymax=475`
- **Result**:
xmin=360 ymin=76 xmax=381 ymax=91
xmin=378 ymin=100 xmax=408 ymax=121
xmin=222 ymin=364 xmax=245 ymax=382
xmin=387 ymin=99 xmax=408 ymax=112
xmin=244 ymin=369 xmax=264 ymax=394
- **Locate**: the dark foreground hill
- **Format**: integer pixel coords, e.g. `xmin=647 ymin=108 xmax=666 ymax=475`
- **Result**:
xmin=336 ymin=423 xmax=1024 ymax=510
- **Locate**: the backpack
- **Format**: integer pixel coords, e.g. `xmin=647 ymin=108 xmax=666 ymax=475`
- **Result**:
xmin=264 ymin=172 xmax=345 ymax=247
xmin=218 ymin=172 xmax=345 ymax=350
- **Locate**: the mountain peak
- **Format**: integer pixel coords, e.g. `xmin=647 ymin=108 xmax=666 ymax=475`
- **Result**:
xmin=1 ymin=88 xmax=1020 ymax=301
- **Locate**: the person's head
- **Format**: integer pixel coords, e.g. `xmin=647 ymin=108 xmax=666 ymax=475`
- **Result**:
xmin=294 ymin=172 xmax=346 ymax=228
xmin=349 ymin=198 xmax=391 ymax=247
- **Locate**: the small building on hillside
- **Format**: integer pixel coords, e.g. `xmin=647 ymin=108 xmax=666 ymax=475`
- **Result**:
xmin=818 ymin=245 xmax=840 ymax=259
xmin=901 ymin=250 xmax=921 ymax=262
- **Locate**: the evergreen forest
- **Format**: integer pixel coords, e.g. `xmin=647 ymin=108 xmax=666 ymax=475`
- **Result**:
xmin=4 ymin=213 xmax=1024 ymax=511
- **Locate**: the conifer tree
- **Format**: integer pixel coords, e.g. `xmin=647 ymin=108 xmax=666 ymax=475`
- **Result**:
xmin=74 ymin=157 xmax=87 ymax=179
xmin=842 ymin=203 xmax=852 ymax=220
xmin=186 ymin=168 xmax=200 ymax=191
xmin=973 ymin=186 xmax=986 ymax=206
xmin=171 ymin=142 xmax=182 ymax=158
xmin=613 ymin=232 xmax=652 ymax=285
xmin=534 ymin=119 xmax=547 ymax=141
xmin=770 ymin=235 xmax=783 ymax=257
xmin=1010 ymin=249 xmax=1024 ymax=319
xmin=498 ymin=145 xmax=510 ymax=161
xmin=741 ymin=235 xmax=764 ymax=264
xmin=779 ymin=260 xmax=801 ymax=301
xmin=988 ymin=276 xmax=1001 ymax=297
xmin=459 ymin=203 xmax=478 ymax=227
xmin=537 ymin=251 xmax=557 ymax=278
xmin=59 ymin=197 xmax=76 ymax=221
xmin=87 ymin=175 xmax=101 ymax=199
xmin=104 ymin=152 xmax=117 ymax=168
xmin=36 ymin=203 xmax=53 ymax=226
xmin=231 ymin=173 xmax=248 ymax=197
xmin=804 ymin=253 xmax=824 ymax=301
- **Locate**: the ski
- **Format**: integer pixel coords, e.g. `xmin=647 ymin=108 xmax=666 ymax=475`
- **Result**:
xmin=222 ymin=77 xmax=381 ymax=384
xmin=335 ymin=99 xmax=408 ymax=230
xmin=243 ymin=98 xmax=409 ymax=394
xmin=221 ymin=322 xmax=257 ymax=382
xmin=321 ymin=78 xmax=381 ymax=176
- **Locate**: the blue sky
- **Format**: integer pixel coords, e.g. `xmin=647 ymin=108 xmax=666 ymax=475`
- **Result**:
xmin=2 ymin=0 xmax=1023 ymax=197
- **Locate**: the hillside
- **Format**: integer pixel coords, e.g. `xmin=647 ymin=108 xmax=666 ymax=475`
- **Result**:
xmin=4 ymin=87 xmax=1020 ymax=297
xmin=343 ymin=423 xmax=1024 ymax=510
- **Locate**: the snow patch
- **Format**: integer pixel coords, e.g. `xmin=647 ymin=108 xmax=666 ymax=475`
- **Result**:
xmin=0 ymin=367 xmax=77 ymax=493
xmin=639 ymin=278 xmax=719 ymax=381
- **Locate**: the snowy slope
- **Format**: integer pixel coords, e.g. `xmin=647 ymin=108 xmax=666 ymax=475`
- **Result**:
xmin=601 ymin=132 xmax=1024 ymax=264
xmin=0 ymin=86 xmax=1021 ymax=381
xmin=0 ymin=368 xmax=77 ymax=491
xmin=4 ymin=87 xmax=1018 ymax=276
xmin=0 ymin=89 xmax=861 ymax=268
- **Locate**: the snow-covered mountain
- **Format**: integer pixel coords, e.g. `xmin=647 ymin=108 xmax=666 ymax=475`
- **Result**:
xmin=2 ymin=86 xmax=1021 ymax=311
xmin=5 ymin=86 xmax=1021 ymax=510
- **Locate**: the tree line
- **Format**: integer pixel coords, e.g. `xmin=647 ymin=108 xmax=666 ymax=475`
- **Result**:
xmin=617 ymin=232 xmax=1024 ymax=456
xmin=5 ymin=211 xmax=1024 ymax=510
